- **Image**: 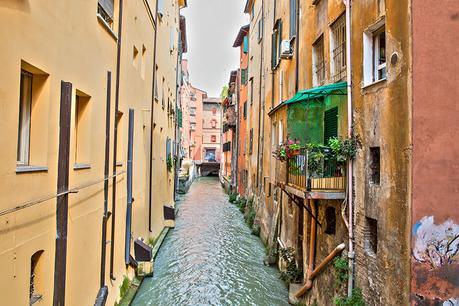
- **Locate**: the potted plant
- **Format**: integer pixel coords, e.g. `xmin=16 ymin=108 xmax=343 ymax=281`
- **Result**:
xmin=273 ymin=137 xmax=303 ymax=162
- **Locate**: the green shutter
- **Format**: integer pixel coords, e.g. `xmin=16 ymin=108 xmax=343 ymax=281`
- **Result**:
xmin=272 ymin=32 xmax=277 ymax=69
xmin=324 ymin=107 xmax=338 ymax=144
xmin=243 ymin=36 xmax=249 ymax=53
xmin=241 ymin=69 xmax=248 ymax=85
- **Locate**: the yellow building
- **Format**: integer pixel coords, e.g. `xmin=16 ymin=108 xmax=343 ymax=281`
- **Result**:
xmin=0 ymin=0 xmax=186 ymax=305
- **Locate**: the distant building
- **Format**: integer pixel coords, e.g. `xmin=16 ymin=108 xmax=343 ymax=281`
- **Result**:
xmin=202 ymin=97 xmax=222 ymax=163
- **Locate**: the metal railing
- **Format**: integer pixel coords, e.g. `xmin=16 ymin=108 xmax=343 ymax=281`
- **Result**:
xmin=287 ymin=147 xmax=345 ymax=191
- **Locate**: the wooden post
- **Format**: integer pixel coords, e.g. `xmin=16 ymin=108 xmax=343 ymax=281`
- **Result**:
xmin=53 ymin=81 xmax=72 ymax=306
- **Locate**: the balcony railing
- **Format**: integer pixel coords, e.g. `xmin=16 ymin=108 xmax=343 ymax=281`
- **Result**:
xmin=287 ymin=147 xmax=346 ymax=192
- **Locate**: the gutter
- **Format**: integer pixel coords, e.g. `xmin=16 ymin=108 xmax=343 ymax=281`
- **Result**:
xmin=148 ymin=0 xmax=160 ymax=233
xmin=295 ymin=0 xmax=300 ymax=92
xmin=109 ymin=0 xmax=124 ymax=281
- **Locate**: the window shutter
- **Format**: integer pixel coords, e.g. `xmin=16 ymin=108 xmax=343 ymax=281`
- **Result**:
xmin=243 ymin=36 xmax=249 ymax=53
xmin=98 ymin=0 xmax=114 ymax=18
xmin=271 ymin=31 xmax=277 ymax=69
xmin=324 ymin=107 xmax=338 ymax=144
xmin=290 ymin=0 xmax=297 ymax=38
xmin=278 ymin=20 xmax=283 ymax=60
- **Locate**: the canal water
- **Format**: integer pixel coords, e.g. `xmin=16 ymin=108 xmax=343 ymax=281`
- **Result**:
xmin=132 ymin=177 xmax=289 ymax=306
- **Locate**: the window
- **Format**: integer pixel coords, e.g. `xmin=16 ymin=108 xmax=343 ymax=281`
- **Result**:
xmin=278 ymin=121 xmax=283 ymax=145
xmin=330 ymin=14 xmax=346 ymax=82
xmin=211 ymin=135 xmax=217 ymax=143
xmin=290 ymin=0 xmax=297 ymax=38
xmin=190 ymin=123 xmax=196 ymax=130
xmin=116 ymin=111 xmax=123 ymax=166
xmin=365 ymin=217 xmax=378 ymax=255
xmin=324 ymin=107 xmax=338 ymax=144
xmin=363 ymin=22 xmax=386 ymax=85
xmin=17 ymin=70 xmax=32 ymax=166
xmin=243 ymin=101 xmax=247 ymax=119
xmin=258 ymin=18 xmax=263 ymax=43
xmin=312 ymin=0 xmax=321 ymax=4
xmin=271 ymin=20 xmax=282 ymax=70
xmin=241 ymin=69 xmax=248 ymax=85
xmin=243 ymin=36 xmax=249 ymax=53
xmin=158 ymin=0 xmax=165 ymax=17
xmin=325 ymin=206 xmax=336 ymax=235
xmin=370 ymin=147 xmax=381 ymax=184
xmin=133 ymin=46 xmax=139 ymax=68
xmin=162 ymin=78 xmax=165 ymax=109
xmin=211 ymin=119 xmax=217 ymax=128
xmin=250 ymin=77 xmax=254 ymax=104
xmin=313 ymin=35 xmax=325 ymax=86
xmin=74 ymin=92 xmax=91 ymax=167
xmin=249 ymin=128 xmax=253 ymax=154
xmin=98 ymin=0 xmax=114 ymax=27
xmin=141 ymin=45 xmax=146 ymax=79
xmin=223 ymin=142 xmax=231 ymax=152
xmin=17 ymin=63 xmax=49 ymax=168
xmin=30 ymin=250 xmax=44 ymax=305
xmin=212 ymin=107 xmax=217 ymax=115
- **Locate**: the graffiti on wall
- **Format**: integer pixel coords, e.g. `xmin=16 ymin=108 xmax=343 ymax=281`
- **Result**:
xmin=412 ymin=216 xmax=459 ymax=305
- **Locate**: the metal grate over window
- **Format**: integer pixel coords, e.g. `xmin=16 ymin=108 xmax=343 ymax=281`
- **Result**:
xmin=331 ymin=14 xmax=346 ymax=83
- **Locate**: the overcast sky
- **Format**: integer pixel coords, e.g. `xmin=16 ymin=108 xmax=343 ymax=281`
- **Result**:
xmin=182 ymin=0 xmax=248 ymax=98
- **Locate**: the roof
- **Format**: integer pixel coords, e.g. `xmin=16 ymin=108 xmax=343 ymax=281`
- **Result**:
xmin=244 ymin=0 xmax=252 ymax=13
xmin=233 ymin=25 xmax=250 ymax=47
xmin=229 ymin=70 xmax=238 ymax=84
xmin=203 ymin=97 xmax=221 ymax=104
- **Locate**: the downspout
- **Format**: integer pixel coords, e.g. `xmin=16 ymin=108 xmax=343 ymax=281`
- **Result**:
xmin=295 ymin=0 xmax=300 ymax=93
xmin=344 ymin=0 xmax=355 ymax=298
xmin=125 ymin=109 xmax=134 ymax=265
xmin=235 ymin=70 xmax=240 ymax=191
xmin=256 ymin=0 xmax=265 ymax=198
xmin=101 ymin=72 xmax=112 ymax=288
xmin=148 ymin=0 xmax=160 ymax=232
xmin=109 ymin=0 xmax=124 ymax=281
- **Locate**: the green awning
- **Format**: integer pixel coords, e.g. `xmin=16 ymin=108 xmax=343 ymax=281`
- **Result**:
xmin=285 ymin=82 xmax=347 ymax=105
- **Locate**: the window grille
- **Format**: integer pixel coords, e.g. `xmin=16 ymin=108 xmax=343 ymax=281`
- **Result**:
xmin=331 ymin=15 xmax=346 ymax=82
xmin=313 ymin=36 xmax=325 ymax=86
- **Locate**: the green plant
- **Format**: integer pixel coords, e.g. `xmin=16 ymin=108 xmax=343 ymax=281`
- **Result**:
xmin=148 ymin=236 xmax=158 ymax=249
xmin=273 ymin=137 xmax=303 ymax=162
xmin=166 ymin=154 xmax=174 ymax=172
xmin=333 ymin=256 xmax=350 ymax=286
xmin=119 ymin=276 xmax=131 ymax=301
xmin=236 ymin=198 xmax=247 ymax=213
xmin=228 ymin=192 xmax=238 ymax=203
xmin=328 ymin=136 xmax=357 ymax=163
xmin=306 ymin=143 xmax=327 ymax=177
xmin=251 ymin=223 xmax=261 ymax=236
xmin=334 ymin=288 xmax=365 ymax=306
xmin=279 ymin=247 xmax=303 ymax=284
xmin=245 ymin=209 xmax=256 ymax=228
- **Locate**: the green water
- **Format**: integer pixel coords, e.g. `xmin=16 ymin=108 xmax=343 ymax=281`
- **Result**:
xmin=131 ymin=177 xmax=289 ymax=306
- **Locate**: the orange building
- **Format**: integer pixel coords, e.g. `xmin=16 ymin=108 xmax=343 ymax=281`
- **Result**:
xmin=233 ymin=25 xmax=250 ymax=196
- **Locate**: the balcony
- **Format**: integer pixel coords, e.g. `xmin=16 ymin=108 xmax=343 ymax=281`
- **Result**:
xmin=285 ymin=147 xmax=346 ymax=199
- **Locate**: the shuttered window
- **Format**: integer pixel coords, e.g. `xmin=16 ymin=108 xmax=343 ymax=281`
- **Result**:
xmin=243 ymin=101 xmax=247 ymax=119
xmin=324 ymin=107 xmax=338 ymax=144
xmin=249 ymin=129 xmax=253 ymax=154
xmin=241 ymin=69 xmax=248 ymax=85
xmin=243 ymin=36 xmax=249 ymax=54
xmin=272 ymin=20 xmax=282 ymax=70
xmin=290 ymin=0 xmax=297 ymax=38
xmin=98 ymin=0 xmax=114 ymax=20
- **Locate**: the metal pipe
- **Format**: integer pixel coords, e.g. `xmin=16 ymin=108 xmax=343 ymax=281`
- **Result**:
xmin=53 ymin=81 xmax=72 ymax=306
xmin=101 ymin=71 xmax=112 ymax=288
xmin=148 ymin=0 xmax=160 ymax=233
xmin=125 ymin=109 xmax=135 ymax=265
xmin=110 ymin=0 xmax=124 ymax=281
xmin=293 ymin=199 xmax=317 ymax=298
xmin=257 ymin=0 xmax=265 ymax=197
xmin=294 ymin=243 xmax=346 ymax=297
xmin=344 ymin=0 xmax=355 ymax=298
xmin=295 ymin=0 xmax=300 ymax=92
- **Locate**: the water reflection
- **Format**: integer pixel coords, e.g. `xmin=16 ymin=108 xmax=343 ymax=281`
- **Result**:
xmin=132 ymin=177 xmax=289 ymax=306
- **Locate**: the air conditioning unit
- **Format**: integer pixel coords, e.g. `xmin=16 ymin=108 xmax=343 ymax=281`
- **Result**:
xmin=280 ymin=40 xmax=293 ymax=59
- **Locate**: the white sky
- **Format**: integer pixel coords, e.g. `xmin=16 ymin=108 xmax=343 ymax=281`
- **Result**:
xmin=182 ymin=0 xmax=248 ymax=97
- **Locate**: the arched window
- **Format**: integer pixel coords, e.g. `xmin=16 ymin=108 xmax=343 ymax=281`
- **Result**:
xmin=30 ymin=250 xmax=44 ymax=304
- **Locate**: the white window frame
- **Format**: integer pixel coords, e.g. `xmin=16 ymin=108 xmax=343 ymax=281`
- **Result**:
xmin=363 ymin=19 xmax=386 ymax=86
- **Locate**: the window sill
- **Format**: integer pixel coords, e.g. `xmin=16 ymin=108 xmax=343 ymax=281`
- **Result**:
xmin=97 ymin=14 xmax=118 ymax=41
xmin=16 ymin=165 xmax=48 ymax=174
xmin=362 ymin=78 xmax=387 ymax=90
xmin=116 ymin=162 xmax=123 ymax=167
xmin=74 ymin=163 xmax=91 ymax=170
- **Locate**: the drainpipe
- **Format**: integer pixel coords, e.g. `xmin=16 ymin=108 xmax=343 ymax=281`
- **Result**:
xmin=295 ymin=0 xmax=300 ymax=93
xmin=125 ymin=109 xmax=134 ymax=265
xmin=109 ymin=0 xmax=124 ymax=281
xmin=235 ymin=70 xmax=240 ymax=192
xmin=344 ymin=0 xmax=355 ymax=298
xmin=101 ymin=72 xmax=112 ymax=288
xmin=148 ymin=0 xmax=160 ymax=232
xmin=256 ymin=0 xmax=265 ymax=198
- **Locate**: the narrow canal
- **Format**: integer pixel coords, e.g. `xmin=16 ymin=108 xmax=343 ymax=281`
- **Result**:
xmin=132 ymin=177 xmax=289 ymax=306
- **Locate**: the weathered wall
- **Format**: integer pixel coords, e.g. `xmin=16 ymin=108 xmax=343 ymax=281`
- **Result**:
xmin=411 ymin=1 xmax=459 ymax=304
xmin=352 ymin=0 xmax=412 ymax=305
xmin=237 ymin=35 xmax=249 ymax=196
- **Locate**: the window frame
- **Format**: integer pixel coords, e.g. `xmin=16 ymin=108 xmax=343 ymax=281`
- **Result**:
xmin=330 ymin=14 xmax=347 ymax=83
xmin=312 ymin=35 xmax=325 ymax=86
xmin=17 ymin=70 xmax=33 ymax=166
xmin=363 ymin=19 xmax=387 ymax=86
